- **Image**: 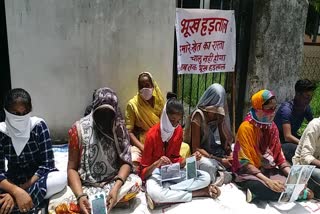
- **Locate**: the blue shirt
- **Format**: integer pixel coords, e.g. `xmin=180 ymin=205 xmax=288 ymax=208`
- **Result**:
xmin=274 ymin=100 xmax=313 ymax=143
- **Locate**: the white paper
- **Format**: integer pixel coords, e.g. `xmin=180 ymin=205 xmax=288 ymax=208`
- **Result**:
xmin=176 ymin=8 xmax=236 ymax=74
xmin=278 ymin=165 xmax=315 ymax=203
xmin=161 ymin=162 xmax=181 ymax=182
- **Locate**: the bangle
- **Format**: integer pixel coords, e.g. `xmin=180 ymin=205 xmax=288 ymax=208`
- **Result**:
xmin=114 ymin=175 xmax=125 ymax=186
xmin=76 ymin=193 xmax=88 ymax=202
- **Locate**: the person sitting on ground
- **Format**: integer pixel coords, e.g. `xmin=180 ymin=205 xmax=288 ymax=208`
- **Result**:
xmin=67 ymin=88 xmax=141 ymax=213
xmin=140 ymin=96 xmax=220 ymax=209
xmin=274 ymin=79 xmax=316 ymax=163
xmin=233 ymin=89 xmax=313 ymax=202
xmin=125 ymin=72 xmax=190 ymax=169
xmin=184 ymin=83 xmax=233 ymax=184
xmin=0 ymin=88 xmax=67 ymax=213
xmin=293 ymin=117 xmax=320 ymax=199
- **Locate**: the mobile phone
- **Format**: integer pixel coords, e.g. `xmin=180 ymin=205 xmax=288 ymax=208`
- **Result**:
xmin=89 ymin=193 xmax=107 ymax=214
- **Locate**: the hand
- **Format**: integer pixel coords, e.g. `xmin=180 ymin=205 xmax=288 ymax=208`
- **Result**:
xmin=265 ymin=179 xmax=285 ymax=193
xmin=155 ymin=156 xmax=172 ymax=168
xmin=221 ymin=158 xmax=232 ymax=169
xmin=0 ymin=193 xmax=14 ymax=214
xmin=196 ymin=148 xmax=208 ymax=157
xmin=224 ymin=143 xmax=232 ymax=155
xmin=226 ymin=155 xmax=233 ymax=162
xmin=192 ymin=151 xmax=202 ymax=161
xmin=19 ymin=181 xmax=31 ymax=190
xmin=78 ymin=196 xmax=91 ymax=214
xmin=12 ymin=188 xmax=33 ymax=213
xmin=107 ymin=188 xmax=118 ymax=212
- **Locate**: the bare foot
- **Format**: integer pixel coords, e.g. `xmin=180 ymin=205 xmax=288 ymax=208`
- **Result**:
xmin=208 ymin=184 xmax=221 ymax=199
xmin=192 ymin=184 xmax=221 ymax=199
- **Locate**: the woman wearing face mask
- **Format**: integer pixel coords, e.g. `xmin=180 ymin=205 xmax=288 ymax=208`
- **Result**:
xmin=0 ymin=88 xmax=67 ymax=213
xmin=140 ymin=96 xmax=220 ymax=209
xmin=126 ymin=72 xmax=190 ymax=169
xmin=65 ymin=88 xmax=141 ymax=214
xmin=232 ymin=90 xmax=313 ymax=202
xmin=184 ymin=83 xmax=233 ymax=184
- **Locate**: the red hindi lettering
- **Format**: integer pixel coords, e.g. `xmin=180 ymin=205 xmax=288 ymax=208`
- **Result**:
xmin=179 ymin=42 xmax=191 ymax=54
xmin=218 ymin=55 xmax=226 ymax=61
xmin=212 ymin=41 xmax=225 ymax=50
xmin=209 ymin=64 xmax=217 ymax=71
xmin=200 ymin=18 xmax=210 ymax=36
xmin=202 ymin=53 xmax=214 ymax=63
xmin=218 ymin=64 xmax=226 ymax=70
xmin=199 ymin=65 xmax=208 ymax=73
xmin=180 ymin=18 xmax=201 ymax=38
xmin=187 ymin=64 xmax=197 ymax=71
xmin=191 ymin=40 xmax=202 ymax=53
xmin=195 ymin=55 xmax=202 ymax=64
xmin=214 ymin=18 xmax=229 ymax=34
xmin=203 ymin=41 xmax=211 ymax=50
xmin=180 ymin=64 xmax=188 ymax=71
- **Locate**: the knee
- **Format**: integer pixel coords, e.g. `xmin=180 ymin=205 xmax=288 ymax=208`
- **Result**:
xmin=197 ymin=170 xmax=211 ymax=186
xmin=148 ymin=187 xmax=172 ymax=203
xmin=50 ymin=171 xmax=67 ymax=189
xmin=198 ymin=159 xmax=217 ymax=182
xmin=146 ymin=179 xmax=167 ymax=203
xmin=127 ymin=174 xmax=142 ymax=186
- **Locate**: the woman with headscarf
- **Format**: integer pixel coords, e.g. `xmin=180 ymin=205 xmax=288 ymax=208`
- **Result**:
xmin=66 ymin=88 xmax=141 ymax=213
xmin=232 ymin=90 xmax=312 ymax=202
xmin=126 ymin=72 xmax=190 ymax=168
xmin=185 ymin=83 xmax=233 ymax=184
xmin=140 ymin=97 xmax=220 ymax=209
xmin=0 ymin=88 xmax=66 ymax=213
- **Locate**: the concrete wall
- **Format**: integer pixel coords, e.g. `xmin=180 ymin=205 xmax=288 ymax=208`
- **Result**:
xmin=245 ymin=0 xmax=308 ymax=112
xmin=5 ymin=0 xmax=175 ymax=141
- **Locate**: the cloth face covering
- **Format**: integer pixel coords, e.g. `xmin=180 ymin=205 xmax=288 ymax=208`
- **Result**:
xmin=139 ymin=88 xmax=153 ymax=101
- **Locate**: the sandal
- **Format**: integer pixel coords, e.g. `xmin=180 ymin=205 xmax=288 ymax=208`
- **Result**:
xmin=208 ymin=184 xmax=221 ymax=199
xmin=246 ymin=189 xmax=255 ymax=203
xmin=146 ymin=193 xmax=155 ymax=210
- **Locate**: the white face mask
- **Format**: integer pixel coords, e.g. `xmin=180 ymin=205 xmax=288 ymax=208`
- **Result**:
xmin=5 ymin=109 xmax=31 ymax=134
xmin=4 ymin=109 xmax=32 ymax=156
xmin=160 ymin=103 xmax=177 ymax=143
xmin=139 ymin=87 xmax=153 ymax=100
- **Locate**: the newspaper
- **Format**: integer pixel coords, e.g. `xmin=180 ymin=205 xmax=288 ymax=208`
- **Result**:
xmin=186 ymin=156 xmax=197 ymax=180
xmin=278 ymin=165 xmax=315 ymax=202
xmin=161 ymin=162 xmax=181 ymax=182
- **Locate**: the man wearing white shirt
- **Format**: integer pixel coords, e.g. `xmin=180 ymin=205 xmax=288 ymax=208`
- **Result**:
xmin=293 ymin=117 xmax=320 ymax=198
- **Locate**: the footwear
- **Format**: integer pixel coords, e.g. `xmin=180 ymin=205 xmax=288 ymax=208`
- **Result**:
xmin=246 ymin=189 xmax=253 ymax=203
xmin=146 ymin=193 xmax=155 ymax=210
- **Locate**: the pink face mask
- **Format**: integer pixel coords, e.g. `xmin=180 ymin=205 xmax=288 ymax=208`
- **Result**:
xmin=139 ymin=87 xmax=153 ymax=100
